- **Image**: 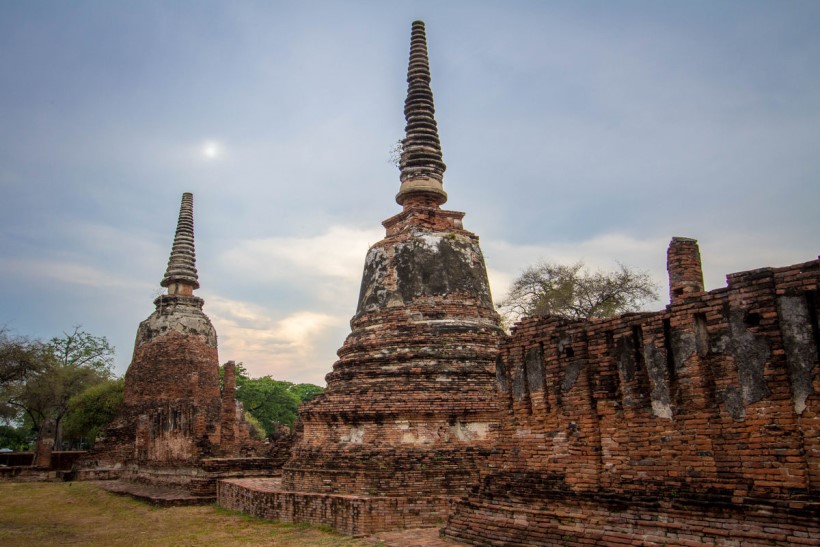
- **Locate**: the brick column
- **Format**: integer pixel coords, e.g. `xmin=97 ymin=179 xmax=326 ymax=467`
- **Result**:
xmin=220 ymin=361 xmax=237 ymax=451
xmin=667 ymin=237 xmax=704 ymax=304
xmin=33 ymin=419 xmax=56 ymax=468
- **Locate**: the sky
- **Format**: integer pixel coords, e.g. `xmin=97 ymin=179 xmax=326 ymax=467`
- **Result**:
xmin=1 ymin=1 xmax=818 ymax=386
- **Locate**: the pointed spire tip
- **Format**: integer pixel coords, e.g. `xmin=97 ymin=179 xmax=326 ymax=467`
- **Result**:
xmin=396 ymin=20 xmax=447 ymax=207
xmin=161 ymin=192 xmax=200 ymax=293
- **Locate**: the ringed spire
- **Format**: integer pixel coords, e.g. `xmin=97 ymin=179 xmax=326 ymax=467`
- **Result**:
xmin=396 ymin=20 xmax=448 ymax=207
xmin=161 ymin=192 xmax=200 ymax=294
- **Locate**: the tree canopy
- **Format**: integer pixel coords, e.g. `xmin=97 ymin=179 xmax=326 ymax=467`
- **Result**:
xmin=62 ymin=378 xmax=124 ymax=448
xmin=0 ymin=327 xmax=115 ymax=450
xmin=498 ymin=261 xmax=659 ymax=323
xmin=0 ymin=330 xmax=46 ymax=386
xmin=224 ymin=363 xmax=323 ymax=439
xmin=0 ymin=330 xmax=47 ymax=424
xmin=48 ymin=327 xmax=115 ymax=374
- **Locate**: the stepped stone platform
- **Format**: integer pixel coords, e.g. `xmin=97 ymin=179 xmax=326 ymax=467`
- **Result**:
xmin=218 ymin=477 xmax=455 ymax=537
xmin=93 ymin=479 xmax=215 ymax=506
xmin=0 ymin=467 xmax=58 ymax=482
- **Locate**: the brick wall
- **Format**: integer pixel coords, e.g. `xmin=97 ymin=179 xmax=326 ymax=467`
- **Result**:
xmin=219 ymin=478 xmax=454 ymax=536
xmin=0 ymin=451 xmax=84 ymax=470
xmin=443 ymin=241 xmax=820 ymax=545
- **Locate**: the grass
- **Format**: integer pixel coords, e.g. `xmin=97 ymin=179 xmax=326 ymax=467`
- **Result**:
xmin=0 ymin=481 xmax=372 ymax=546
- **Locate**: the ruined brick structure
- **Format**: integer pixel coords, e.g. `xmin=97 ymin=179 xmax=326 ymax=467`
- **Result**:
xmin=32 ymin=418 xmax=56 ymax=469
xmin=75 ymin=193 xmax=274 ymax=499
xmin=443 ymin=238 xmax=820 ymax=545
xmin=64 ymin=20 xmax=818 ymax=543
xmin=218 ymin=21 xmax=503 ymax=535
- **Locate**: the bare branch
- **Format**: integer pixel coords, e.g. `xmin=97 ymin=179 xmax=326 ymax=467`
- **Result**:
xmin=497 ymin=260 xmax=659 ymax=324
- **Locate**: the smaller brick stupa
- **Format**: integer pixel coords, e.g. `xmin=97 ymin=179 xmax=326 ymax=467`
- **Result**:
xmin=74 ymin=193 xmax=273 ymax=501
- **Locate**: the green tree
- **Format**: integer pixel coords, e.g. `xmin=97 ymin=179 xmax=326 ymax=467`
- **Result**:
xmin=0 ymin=424 xmax=32 ymax=451
xmin=237 ymin=376 xmax=300 ymax=436
xmin=47 ymin=326 xmax=115 ymax=375
xmin=0 ymin=329 xmax=46 ymax=386
xmin=62 ymin=378 xmax=124 ymax=449
xmin=289 ymin=383 xmax=324 ymax=403
xmin=222 ymin=363 xmax=323 ymax=438
xmin=0 ymin=330 xmax=48 ymax=425
xmin=498 ymin=261 xmax=659 ymax=322
xmin=0 ymin=327 xmax=115 ymax=450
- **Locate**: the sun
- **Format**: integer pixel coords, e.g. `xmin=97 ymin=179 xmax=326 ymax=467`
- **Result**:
xmin=201 ymin=141 xmax=222 ymax=160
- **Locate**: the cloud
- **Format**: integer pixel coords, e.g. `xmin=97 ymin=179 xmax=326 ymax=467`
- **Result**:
xmin=0 ymin=257 xmax=148 ymax=291
xmin=1 ymin=219 xmax=166 ymax=287
xmin=700 ymin=233 xmax=820 ymax=290
xmin=204 ymin=294 xmax=345 ymax=385
xmin=220 ymin=225 xmax=384 ymax=285
xmin=203 ymin=225 xmax=388 ymax=384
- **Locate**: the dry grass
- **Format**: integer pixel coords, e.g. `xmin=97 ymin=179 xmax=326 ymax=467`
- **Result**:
xmin=0 ymin=481 xmax=374 ymax=546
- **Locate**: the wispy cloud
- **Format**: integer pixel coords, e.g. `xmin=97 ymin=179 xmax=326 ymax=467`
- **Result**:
xmin=204 ymin=225 xmax=385 ymax=383
xmin=204 ymin=294 xmax=345 ymax=384
xmin=0 ymin=257 xmax=148 ymax=291
xmin=220 ymin=225 xmax=384 ymax=285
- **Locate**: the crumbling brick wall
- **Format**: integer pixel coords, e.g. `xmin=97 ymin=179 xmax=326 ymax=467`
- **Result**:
xmin=443 ymin=240 xmax=820 ymax=545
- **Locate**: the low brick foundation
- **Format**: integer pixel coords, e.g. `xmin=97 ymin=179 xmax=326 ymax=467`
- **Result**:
xmin=217 ymin=478 xmax=453 ymax=536
xmin=0 ymin=467 xmax=56 ymax=481
xmin=0 ymin=451 xmax=85 ymax=470
xmin=76 ymin=456 xmax=280 ymax=499
xmin=443 ymin=473 xmax=820 ymax=546
xmin=0 ymin=451 xmax=89 ymax=482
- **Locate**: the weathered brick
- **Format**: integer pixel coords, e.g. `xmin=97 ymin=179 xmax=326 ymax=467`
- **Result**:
xmin=217 ymin=21 xmax=503 ymax=535
xmin=74 ymin=193 xmax=280 ymax=498
xmin=443 ymin=239 xmax=820 ymax=545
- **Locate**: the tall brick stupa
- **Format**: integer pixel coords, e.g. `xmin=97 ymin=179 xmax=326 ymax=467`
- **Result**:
xmin=75 ymin=193 xmax=268 ymax=499
xmin=219 ymin=21 xmax=504 ymax=535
